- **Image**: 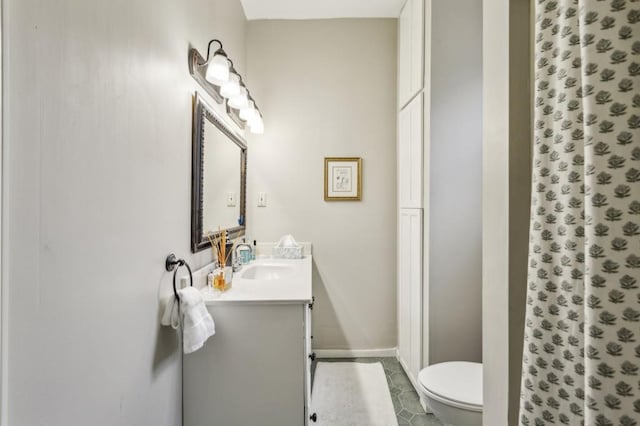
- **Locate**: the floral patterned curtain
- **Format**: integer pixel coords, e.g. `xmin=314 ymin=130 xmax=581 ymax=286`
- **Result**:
xmin=520 ymin=1 xmax=640 ymax=425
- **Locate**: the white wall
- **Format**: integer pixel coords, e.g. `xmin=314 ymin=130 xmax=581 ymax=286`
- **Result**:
xmin=482 ymin=2 xmax=510 ymax=422
xmin=0 ymin=5 xmax=4 ymax=423
xmin=2 ymin=0 xmax=246 ymax=424
xmin=507 ymin=1 xmax=532 ymax=423
xmin=428 ymin=0 xmax=483 ymax=364
xmin=245 ymin=19 xmax=398 ymax=350
xmin=482 ymin=0 xmax=532 ymax=424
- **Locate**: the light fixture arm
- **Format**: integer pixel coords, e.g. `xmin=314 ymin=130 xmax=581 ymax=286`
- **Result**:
xmin=203 ymin=39 xmax=226 ymax=65
xmin=226 ymin=58 xmax=238 ymax=75
xmin=245 ymin=90 xmax=260 ymax=112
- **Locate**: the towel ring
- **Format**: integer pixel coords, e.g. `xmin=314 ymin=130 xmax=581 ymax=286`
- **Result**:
xmin=165 ymin=254 xmax=193 ymax=301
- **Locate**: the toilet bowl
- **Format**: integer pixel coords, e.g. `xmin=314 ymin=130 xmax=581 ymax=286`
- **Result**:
xmin=417 ymin=361 xmax=482 ymax=426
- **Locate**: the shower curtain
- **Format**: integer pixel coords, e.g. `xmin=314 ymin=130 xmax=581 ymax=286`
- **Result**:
xmin=520 ymin=1 xmax=640 ymax=425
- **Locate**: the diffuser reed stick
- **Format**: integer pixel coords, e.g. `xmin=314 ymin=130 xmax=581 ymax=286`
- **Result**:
xmin=220 ymin=227 xmax=226 ymax=266
xmin=206 ymin=232 xmax=217 ymax=259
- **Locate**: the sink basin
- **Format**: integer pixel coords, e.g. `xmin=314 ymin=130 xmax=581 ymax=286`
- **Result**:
xmin=198 ymin=255 xmax=312 ymax=304
xmin=240 ymin=264 xmax=295 ymax=280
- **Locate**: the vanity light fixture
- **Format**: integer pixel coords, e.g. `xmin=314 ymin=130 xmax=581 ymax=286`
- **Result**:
xmin=189 ymin=38 xmax=264 ymax=134
xmin=240 ymin=90 xmax=264 ymax=134
xmin=228 ymin=86 xmax=249 ymax=110
xmin=248 ymin=111 xmax=263 ymax=125
xmin=239 ymin=99 xmax=258 ymax=122
xmin=202 ymin=40 xmax=230 ymax=85
xmin=220 ymin=68 xmax=241 ymax=98
xmin=248 ymin=113 xmax=264 ymax=134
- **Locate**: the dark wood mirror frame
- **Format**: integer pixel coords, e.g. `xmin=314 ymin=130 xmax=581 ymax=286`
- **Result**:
xmin=191 ymin=92 xmax=247 ymax=253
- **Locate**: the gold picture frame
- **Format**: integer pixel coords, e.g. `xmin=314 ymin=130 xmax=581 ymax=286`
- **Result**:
xmin=324 ymin=157 xmax=362 ymax=201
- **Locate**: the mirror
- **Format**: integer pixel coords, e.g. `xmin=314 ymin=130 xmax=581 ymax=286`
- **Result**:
xmin=191 ymin=92 xmax=247 ymax=252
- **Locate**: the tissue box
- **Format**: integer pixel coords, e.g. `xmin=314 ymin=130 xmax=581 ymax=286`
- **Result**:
xmin=272 ymin=246 xmax=303 ymax=259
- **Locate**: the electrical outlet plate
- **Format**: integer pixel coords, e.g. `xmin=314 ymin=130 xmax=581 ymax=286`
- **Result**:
xmin=227 ymin=192 xmax=236 ymax=207
xmin=258 ymin=192 xmax=267 ymax=207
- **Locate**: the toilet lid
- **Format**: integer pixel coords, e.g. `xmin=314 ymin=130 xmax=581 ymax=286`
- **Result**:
xmin=418 ymin=362 xmax=483 ymax=408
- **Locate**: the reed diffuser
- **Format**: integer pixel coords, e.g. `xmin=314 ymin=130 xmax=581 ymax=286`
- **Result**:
xmin=206 ymin=228 xmax=234 ymax=291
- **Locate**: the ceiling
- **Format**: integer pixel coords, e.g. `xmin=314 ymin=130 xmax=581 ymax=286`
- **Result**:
xmin=240 ymin=0 xmax=404 ymax=20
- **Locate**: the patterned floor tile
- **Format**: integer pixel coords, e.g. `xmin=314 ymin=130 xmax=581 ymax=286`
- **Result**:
xmin=409 ymin=413 xmax=444 ymax=426
xmin=398 ymin=408 xmax=414 ymax=421
xmin=389 ymin=370 xmax=414 ymax=390
xmin=398 ymin=390 xmax=425 ymax=415
xmin=392 ymin=393 xmax=404 ymax=414
xmin=381 ymin=357 xmax=403 ymax=372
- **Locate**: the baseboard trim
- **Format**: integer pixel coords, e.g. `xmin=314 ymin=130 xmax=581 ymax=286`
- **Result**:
xmin=314 ymin=348 xmax=397 ymax=358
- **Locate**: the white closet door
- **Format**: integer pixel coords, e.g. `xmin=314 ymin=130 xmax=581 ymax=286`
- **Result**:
xmin=398 ymin=209 xmax=411 ymax=370
xmin=409 ymin=0 xmax=424 ymax=98
xmin=398 ymin=208 xmax=423 ymax=382
xmin=398 ymin=94 xmax=423 ymax=208
xmin=398 ymin=0 xmax=411 ymax=106
xmin=398 ymin=0 xmax=424 ymax=108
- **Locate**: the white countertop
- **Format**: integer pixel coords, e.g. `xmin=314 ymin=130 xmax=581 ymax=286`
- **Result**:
xmin=195 ymin=255 xmax=313 ymax=305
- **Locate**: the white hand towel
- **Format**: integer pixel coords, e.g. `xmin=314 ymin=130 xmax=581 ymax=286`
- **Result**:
xmin=178 ymin=287 xmax=216 ymax=353
xmin=160 ymin=288 xmax=215 ymax=354
xmin=161 ymin=295 xmax=180 ymax=329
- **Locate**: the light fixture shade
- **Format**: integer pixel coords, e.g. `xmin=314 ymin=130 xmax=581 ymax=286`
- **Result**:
xmin=205 ymin=53 xmax=230 ymax=85
xmin=220 ymin=72 xmax=241 ymax=98
xmin=249 ymin=114 xmax=264 ymax=134
xmin=239 ymin=100 xmax=258 ymax=121
xmin=228 ymin=87 xmax=249 ymax=109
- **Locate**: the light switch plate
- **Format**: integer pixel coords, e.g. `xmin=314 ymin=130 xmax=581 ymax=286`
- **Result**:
xmin=227 ymin=192 xmax=236 ymax=207
xmin=257 ymin=192 xmax=267 ymax=207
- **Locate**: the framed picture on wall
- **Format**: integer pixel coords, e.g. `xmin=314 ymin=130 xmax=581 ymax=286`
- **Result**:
xmin=324 ymin=157 xmax=362 ymax=201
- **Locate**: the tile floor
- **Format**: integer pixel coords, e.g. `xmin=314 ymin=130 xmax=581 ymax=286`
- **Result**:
xmin=313 ymin=357 xmax=443 ymax=426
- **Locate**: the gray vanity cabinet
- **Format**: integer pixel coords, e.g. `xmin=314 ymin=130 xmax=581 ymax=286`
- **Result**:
xmin=183 ymin=302 xmax=313 ymax=426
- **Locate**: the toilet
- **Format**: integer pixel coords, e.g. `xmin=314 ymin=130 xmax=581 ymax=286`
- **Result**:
xmin=417 ymin=361 xmax=483 ymax=426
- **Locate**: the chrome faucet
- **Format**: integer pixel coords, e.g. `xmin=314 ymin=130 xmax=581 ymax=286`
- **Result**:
xmin=233 ymin=243 xmax=253 ymax=271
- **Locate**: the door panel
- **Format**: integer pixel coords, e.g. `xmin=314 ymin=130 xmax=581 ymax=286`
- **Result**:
xmin=398 ymin=94 xmax=423 ymax=208
xmin=398 ymin=209 xmax=423 ymax=382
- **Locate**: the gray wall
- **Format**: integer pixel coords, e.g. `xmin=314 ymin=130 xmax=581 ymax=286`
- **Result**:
xmin=429 ymin=0 xmax=483 ymax=363
xmin=3 ymin=0 xmax=246 ymax=424
xmin=245 ymin=19 xmax=398 ymax=350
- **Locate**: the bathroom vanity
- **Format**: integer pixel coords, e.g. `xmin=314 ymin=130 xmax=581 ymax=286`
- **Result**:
xmin=182 ymin=255 xmax=313 ymax=426
xmin=185 ymin=67 xmax=314 ymax=424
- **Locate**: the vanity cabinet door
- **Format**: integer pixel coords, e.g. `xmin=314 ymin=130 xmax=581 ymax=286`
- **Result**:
xmin=398 ymin=209 xmax=423 ymax=383
xmin=184 ymin=304 xmax=305 ymax=426
xmin=398 ymin=94 xmax=423 ymax=209
xmin=398 ymin=0 xmax=424 ymax=107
